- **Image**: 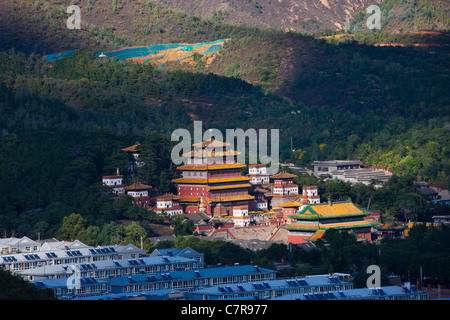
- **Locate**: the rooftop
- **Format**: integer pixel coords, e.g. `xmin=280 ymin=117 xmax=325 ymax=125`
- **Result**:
xmin=312 ymin=160 xmax=362 ymax=166
xmin=270 ymin=172 xmax=297 ymax=179
xmin=124 ymin=182 xmax=152 ymax=191
xmin=289 ymin=201 xmax=369 ymax=219
xmin=192 ymin=139 xmax=230 ymax=148
xmin=121 ymin=144 xmax=142 ymax=153
xmin=272 ymin=285 xmax=426 ymax=300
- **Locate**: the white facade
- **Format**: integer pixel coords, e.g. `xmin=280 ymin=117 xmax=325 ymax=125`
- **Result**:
xmin=0 ymin=237 xmax=40 ymax=254
xmin=102 ymin=175 xmax=125 ymax=194
xmin=102 ymin=176 xmax=123 ymax=186
xmin=250 ymin=176 xmax=270 ymax=185
xmin=127 ymin=190 xmax=148 ymax=198
xmin=256 ymin=202 xmax=268 ymax=210
xmin=248 ymin=165 xmax=270 ymax=185
xmin=155 ymin=199 xmax=183 ymax=216
xmin=301 ymin=187 xmax=320 ymax=204
xmin=233 ymin=207 xmax=250 ymax=227
xmin=273 ymin=185 xmax=299 ymax=196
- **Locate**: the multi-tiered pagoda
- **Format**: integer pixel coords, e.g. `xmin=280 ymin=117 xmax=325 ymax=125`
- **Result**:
xmin=172 ymin=139 xmax=254 ymax=226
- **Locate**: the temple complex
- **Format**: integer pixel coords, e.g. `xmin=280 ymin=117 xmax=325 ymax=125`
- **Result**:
xmin=102 ymin=140 xmax=383 ymax=245
xmin=283 ymin=200 xmax=377 ymax=244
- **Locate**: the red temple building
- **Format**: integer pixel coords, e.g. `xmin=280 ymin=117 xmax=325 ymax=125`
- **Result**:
xmin=172 ymin=139 xmax=254 ymax=225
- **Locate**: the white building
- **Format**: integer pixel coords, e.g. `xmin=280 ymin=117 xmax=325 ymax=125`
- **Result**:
xmin=248 ymin=164 xmax=270 ymax=185
xmin=154 ymin=194 xmax=183 ymax=216
xmin=1 ymin=243 xmax=145 ymax=273
xmin=233 ymin=206 xmax=251 ymax=227
xmin=297 ymin=186 xmax=320 ymax=204
xmin=0 ymin=236 xmax=40 ymax=254
xmin=102 ymin=169 xmax=125 ymax=194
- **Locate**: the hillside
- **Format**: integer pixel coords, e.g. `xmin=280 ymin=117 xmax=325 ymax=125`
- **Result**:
xmin=350 ymin=0 xmax=450 ymax=33
xmin=0 ymin=0 xmax=448 ymax=248
xmin=150 ymin=0 xmax=382 ymax=33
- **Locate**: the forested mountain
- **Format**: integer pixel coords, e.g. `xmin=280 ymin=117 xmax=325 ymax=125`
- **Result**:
xmin=0 ymin=0 xmax=448 ymax=244
xmin=151 ymin=0 xmax=450 ymax=33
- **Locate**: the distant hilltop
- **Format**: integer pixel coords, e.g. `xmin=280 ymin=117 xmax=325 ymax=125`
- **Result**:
xmin=43 ymin=39 xmax=228 ymax=69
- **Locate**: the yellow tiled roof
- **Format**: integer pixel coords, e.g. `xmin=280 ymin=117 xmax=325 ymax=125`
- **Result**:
xmin=172 ymin=178 xmax=207 ymax=184
xmin=124 ymin=182 xmax=152 ymax=190
xmin=157 ymin=193 xmax=181 ymax=200
xmin=278 ymin=201 xmax=307 ymax=208
xmin=291 ymin=201 xmax=368 ymax=219
xmin=121 ymin=144 xmax=141 ymax=152
xmin=311 ymin=202 xmax=364 ymax=216
xmin=179 ymin=196 xmax=201 ymax=203
xmin=307 ymin=230 xmax=326 ymax=241
xmin=270 ymin=172 xmax=297 ymax=179
xmin=177 ymin=163 xmax=246 ymax=171
xmin=285 ymin=220 xmax=377 ymax=231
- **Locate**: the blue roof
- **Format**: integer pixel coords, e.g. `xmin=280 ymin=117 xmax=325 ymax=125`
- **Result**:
xmin=271 ymin=286 xmax=427 ymax=300
xmin=190 ymin=275 xmax=349 ymax=297
xmin=21 ymin=255 xmax=198 ymax=277
xmin=107 ymin=265 xmax=275 ymax=286
xmin=34 ymin=277 xmax=107 ymax=289
xmin=73 ymin=289 xmax=184 ymax=300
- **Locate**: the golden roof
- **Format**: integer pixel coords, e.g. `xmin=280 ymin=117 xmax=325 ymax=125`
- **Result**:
xmin=121 ymin=144 xmax=141 ymax=152
xmin=179 ymin=196 xmax=201 ymax=203
xmin=172 ymin=178 xmax=208 ymax=184
xmin=278 ymin=201 xmax=307 ymax=208
xmin=290 ymin=201 xmax=368 ymax=219
xmin=157 ymin=193 xmax=181 ymax=201
xmin=307 ymin=230 xmax=326 ymax=241
xmin=177 ymin=163 xmax=246 ymax=171
xmin=285 ymin=220 xmax=377 ymax=231
xmin=270 ymin=172 xmax=297 ymax=179
xmin=124 ymin=182 xmax=152 ymax=190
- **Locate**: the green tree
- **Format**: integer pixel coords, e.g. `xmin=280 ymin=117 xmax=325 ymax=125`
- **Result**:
xmin=171 ymin=214 xmax=195 ymax=236
xmin=55 ymin=213 xmax=87 ymax=241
